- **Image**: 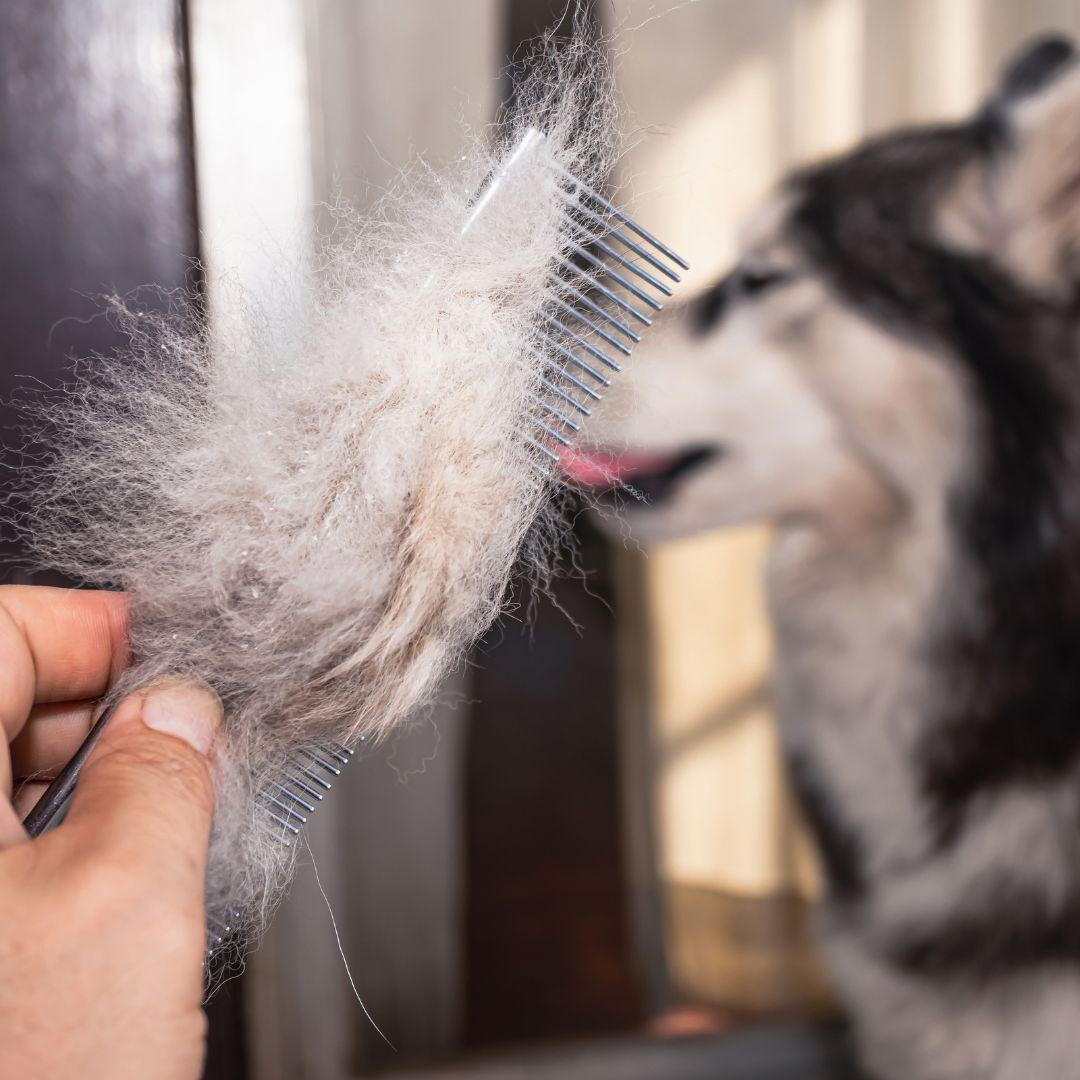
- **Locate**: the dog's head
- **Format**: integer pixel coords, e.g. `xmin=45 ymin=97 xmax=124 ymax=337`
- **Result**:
xmin=574 ymin=36 xmax=1080 ymax=548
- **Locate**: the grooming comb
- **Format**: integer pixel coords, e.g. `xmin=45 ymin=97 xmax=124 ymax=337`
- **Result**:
xmin=205 ymin=737 xmax=360 ymax=957
xmin=501 ymin=129 xmax=689 ymax=475
xmin=21 ymin=126 xmax=687 ymax=958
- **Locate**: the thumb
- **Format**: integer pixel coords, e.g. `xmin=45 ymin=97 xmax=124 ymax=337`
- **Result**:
xmin=60 ymin=679 xmax=221 ymax=896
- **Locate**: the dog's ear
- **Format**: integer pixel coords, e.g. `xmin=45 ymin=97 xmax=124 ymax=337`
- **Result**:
xmin=978 ymin=35 xmax=1080 ymax=292
xmin=996 ymin=35 xmax=1076 ymax=104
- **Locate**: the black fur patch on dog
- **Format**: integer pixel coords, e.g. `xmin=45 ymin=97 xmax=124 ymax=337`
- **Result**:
xmin=786 ymin=750 xmax=865 ymax=900
xmin=885 ymin=877 xmax=1080 ymax=975
xmin=998 ymin=34 xmax=1076 ymax=102
xmin=787 ymin=122 xmax=1080 ymax=847
xmin=693 ymin=267 xmax=797 ymax=334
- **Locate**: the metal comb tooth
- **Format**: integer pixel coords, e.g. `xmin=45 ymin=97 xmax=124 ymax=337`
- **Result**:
xmin=564 ymin=243 xmax=664 ymax=311
xmin=528 ymin=416 xmax=572 ymax=448
xmin=297 ymin=747 xmax=342 ymax=776
xmin=253 ymin=740 xmax=357 ymax=854
xmin=557 ymin=191 xmax=683 ymax=283
xmin=524 ymin=437 xmax=561 ymax=465
xmin=261 ymin=806 xmax=302 ymax=834
xmin=281 ymin=771 xmax=325 ymax=799
xmin=556 ymin=165 xmax=691 ymax=271
xmin=554 ymin=279 xmax=640 ymax=342
xmin=529 ymin=348 xmax=603 ymax=402
xmin=261 ymin=792 xmax=308 ymax=824
xmin=206 ymin=909 xmax=242 ymax=957
xmin=548 ymin=299 xmax=632 ymax=356
xmin=207 ymin=737 xmax=364 ymax=957
xmin=539 ymin=335 xmax=611 ymax=386
xmin=539 ymin=377 xmax=591 ymax=417
xmin=269 ymin=779 xmax=317 ymax=813
xmin=520 ymin=130 xmax=687 ymax=479
xmin=530 ymin=396 xmax=580 ymax=433
xmin=542 ymin=315 xmax=621 ymax=371
xmin=554 ymin=256 xmax=653 ymax=327
xmin=568 ymin=229 xmax=675 ymax=297
xmin=295 ymin=763 xmax=333 ymax=790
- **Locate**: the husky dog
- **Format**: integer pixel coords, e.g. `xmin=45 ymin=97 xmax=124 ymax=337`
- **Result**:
xmin=572 ymin=37 xmax=1080 ymax=1080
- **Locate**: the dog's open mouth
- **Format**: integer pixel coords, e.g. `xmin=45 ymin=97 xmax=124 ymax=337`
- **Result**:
xmin=562 ymin=444 xmax=720 ymax=503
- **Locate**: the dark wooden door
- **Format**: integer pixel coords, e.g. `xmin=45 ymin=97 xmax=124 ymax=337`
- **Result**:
xmin=0 ymin=0 xmax=200 ymax=568
xmin=463 ymin=0 xmax=643 ymax=1047
xmin=0 ymin=3 xmax=245 ymax=1076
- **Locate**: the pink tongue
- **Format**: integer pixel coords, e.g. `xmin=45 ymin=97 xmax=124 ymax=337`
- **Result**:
xmin=560 ymin=447 xmax=678 ymax=488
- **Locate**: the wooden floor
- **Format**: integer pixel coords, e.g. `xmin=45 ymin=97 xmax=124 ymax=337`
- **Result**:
xmin=379 ymin=1024 xmax=863 ymax=1080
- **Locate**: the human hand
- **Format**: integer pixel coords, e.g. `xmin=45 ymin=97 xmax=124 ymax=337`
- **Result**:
xmin=0 ymin=586 xmax=221 ymax=1080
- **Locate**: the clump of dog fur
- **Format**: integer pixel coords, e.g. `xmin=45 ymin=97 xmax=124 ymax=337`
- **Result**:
xmin=15 ymin=42 xmax=618 ymax=940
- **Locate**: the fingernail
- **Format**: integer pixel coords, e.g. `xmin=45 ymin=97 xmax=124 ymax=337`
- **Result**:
xmin=142 ymin=681 xmax=221 ymax=755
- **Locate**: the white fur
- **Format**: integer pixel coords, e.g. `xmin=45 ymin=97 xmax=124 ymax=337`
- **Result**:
xmin=14 ymin=42 xmax=619 ymax=941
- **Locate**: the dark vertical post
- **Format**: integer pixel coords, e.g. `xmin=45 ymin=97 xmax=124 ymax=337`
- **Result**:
xmin=464 ymin=6 xmax=642 ymax=1040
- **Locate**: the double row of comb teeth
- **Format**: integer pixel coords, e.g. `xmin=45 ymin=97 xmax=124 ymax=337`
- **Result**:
xmin=206 ymin=738 xmax=359 ymax=955
xmin=526 ymin=166 xmax=689 ymax=475
xmin=207 ymin=908 xmax=241 ymax=957
xmin=259 ymin=740 xmax=357 ymax=843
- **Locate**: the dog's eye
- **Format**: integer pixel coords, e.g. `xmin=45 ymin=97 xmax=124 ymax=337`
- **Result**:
xmin=693 ymin=265 xmax=795 ymax=335
xmin=740 ymin=267 xmax=792 ymax=296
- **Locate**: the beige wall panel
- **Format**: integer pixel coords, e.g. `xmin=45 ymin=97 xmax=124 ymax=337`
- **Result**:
xmin=614 ymin=0 xmax=797 ymax=291
xmin=612 ymin=0 xmax=817 ymax=919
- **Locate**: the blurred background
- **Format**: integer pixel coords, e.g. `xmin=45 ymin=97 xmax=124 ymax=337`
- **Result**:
xmin=4 ymin=1 xmax=1080 ymax=1077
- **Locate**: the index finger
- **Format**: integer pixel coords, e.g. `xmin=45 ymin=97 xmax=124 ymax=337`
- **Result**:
xmin=0 ymin=586 xmax=129 ymax=743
